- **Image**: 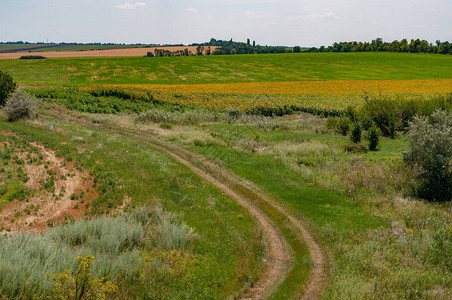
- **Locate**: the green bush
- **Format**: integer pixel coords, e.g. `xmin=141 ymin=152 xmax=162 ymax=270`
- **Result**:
xmin=367 ymin=126 xmax=380 ymax=151
xmin=360 ymin=94 xmax=452 ymax=138
xmin=325 ymin=117 xmax=338 ymax=131
xmin=337 ymin=117 xmax=352 ymax=136
xmin=0 ymin=70 xmax=16 ymax=107
xmin=344 ymin=106 xmax=358 ymax=123
xmin=350 ymin=122 xmax=362 ymax=143
xmin=4 ymin=90 xmax=37 ymax=121
xmin=19 ymin=55 xmax=46 ymax=60
xmin=343 ymin=142 xmax=368 ymax=153
xmin=403 ymin=110 xmax=452 ymax=201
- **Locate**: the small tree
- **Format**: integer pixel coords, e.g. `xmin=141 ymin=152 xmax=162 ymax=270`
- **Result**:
xmin=337 ymin=117 xmax=352 ymax=135
xmin=4 ymin=90 xmax=37 ymax=121
xmin=350 ymin=122 xmax=362 ymax=143
xmin=367 ymin=126 xmax=380 ymax=151
xmin=404 ymin=110 xmax=452 ymax=201
xmin=293 ymin=46 xmax=301 ymax=53
xmin=0 ymin=70 xmax=16 ymax=106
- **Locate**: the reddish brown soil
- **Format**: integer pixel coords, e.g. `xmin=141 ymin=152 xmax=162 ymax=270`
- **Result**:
xmin=0 ymin=140 xmax=97 ymax=235
xmin=0 ymin=46 xmax=218 ymax=60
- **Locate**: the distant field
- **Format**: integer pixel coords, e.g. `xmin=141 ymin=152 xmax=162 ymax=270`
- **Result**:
xmin=0 ymin=43 xmax=156 ymax=53
xmin=1 ymin=52 xmax=451 ymax=86
xmin=0 ymin=46 xmax=213 ymax=60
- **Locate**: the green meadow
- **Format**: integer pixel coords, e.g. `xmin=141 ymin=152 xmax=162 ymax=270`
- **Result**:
xmin=1 ymin=52 xmax=452 ymax=86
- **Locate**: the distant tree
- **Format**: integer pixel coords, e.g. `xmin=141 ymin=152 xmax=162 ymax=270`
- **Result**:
xmin=196 ymin=46 xmax=204 ymax=56
xmin=247 ymin=39 xmax=250 ymax=45
xmin=293 ymin=46 xmax=301 ymax=53
xmin=253 ymin=40 xmax=256 ymax=47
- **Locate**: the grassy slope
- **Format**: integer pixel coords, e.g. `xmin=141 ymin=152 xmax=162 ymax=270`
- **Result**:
xmin=1 ymin=52 xmax=452 ymax=86
xmin=0 ymin=113 xmax=264 ymax=299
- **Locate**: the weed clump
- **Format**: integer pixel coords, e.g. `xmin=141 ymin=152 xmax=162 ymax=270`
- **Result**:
xmin=4 ymin=90 xmax=37 ymax=122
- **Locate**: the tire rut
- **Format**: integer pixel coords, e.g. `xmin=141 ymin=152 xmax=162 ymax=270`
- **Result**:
xmin=141 ymin=139 xmax=292 ymax=299
xmin=41 ymin=111 xmax=328 ymax=299
xmin=123 ymin=131 xmax=328 ymax=299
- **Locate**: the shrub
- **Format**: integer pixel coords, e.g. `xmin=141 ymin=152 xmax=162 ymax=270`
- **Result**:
xmin=344 ymin=142 xmax=368 ymax=153
xmin=3 ymin=90 xmax=37 ymax=121
xmin=160 ymin=123 xmax=173 ymax=129
xmin=0 ymin=70 xmax=16 ymax=107
xmin=47 ymin=255 xmax=118 ymax=300
xmin=360 ymin=94 xmax=452 ymax=137
xmin=403 ymin=110 xmax=452 ymax=201
xmin=367 ymin=126 xmax=380 ymax=151
xmin=337 ymin=117 xmax=352 ymax=136
xmin=19 ymin=55 xmax=46 ymax=60
xmin=344 ymin=106 xmax=358 ymax=123
xmin=0 ymin=206 xmax=195 ymax=298
xmin=350 ymin=122 xmax=362 ymax=143
xmin=325 ymin=117 xmax=338 ymax=131
xmin=227 ymin=108 xmax=242 ymax=119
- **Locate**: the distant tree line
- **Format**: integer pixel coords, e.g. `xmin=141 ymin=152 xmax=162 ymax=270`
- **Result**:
xmin=191 ymin=38 xmax=293 ymax=55
xmin=147 ymin=48 xmax=194 ymax=57
xmin=306 ymin=38 xmax=451 ymax=54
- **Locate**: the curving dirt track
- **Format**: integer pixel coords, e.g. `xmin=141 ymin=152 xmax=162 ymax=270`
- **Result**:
xmin=38 ymin=109 xmax=328 ymax=299
xmin=112 ymin=128 xmax=329 ymax=299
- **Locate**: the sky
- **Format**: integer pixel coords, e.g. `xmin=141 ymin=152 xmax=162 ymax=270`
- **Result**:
xmin=1 ymin=0 xmax=451 ymax=47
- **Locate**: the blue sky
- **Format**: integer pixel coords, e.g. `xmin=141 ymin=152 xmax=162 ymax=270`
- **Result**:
xmin=1 ymin=0 xmax=451 ymax=46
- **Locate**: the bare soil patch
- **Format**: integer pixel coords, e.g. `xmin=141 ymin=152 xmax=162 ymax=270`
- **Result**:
xmin=0 ymin=137 xmax=96 ymax=235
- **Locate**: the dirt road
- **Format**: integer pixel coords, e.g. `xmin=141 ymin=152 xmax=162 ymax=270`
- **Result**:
xmin=115 ymin=128 xmax=329 ymax=299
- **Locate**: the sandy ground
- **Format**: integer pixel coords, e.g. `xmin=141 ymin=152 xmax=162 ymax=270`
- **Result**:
xmin=0 ymin=46 xmax=218 ymax=60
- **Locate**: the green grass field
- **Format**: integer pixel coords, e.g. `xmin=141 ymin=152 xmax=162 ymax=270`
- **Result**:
xmin=1 ymin=52 xmax=452 ymax=86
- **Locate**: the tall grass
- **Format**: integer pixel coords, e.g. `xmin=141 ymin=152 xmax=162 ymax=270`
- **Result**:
xmin=0 ymin=205 xmax=195 ymax=299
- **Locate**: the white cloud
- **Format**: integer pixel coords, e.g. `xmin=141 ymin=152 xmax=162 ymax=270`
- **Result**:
xmin=289 ymin=12 xmax=338 ymax=21
xmin=187 ymin=8 xmax=197 ymax=13
xmin=246 ymin=11 xmax=262 ymax=19
xmin=114 ymin=2 xmax=147 ymax=10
